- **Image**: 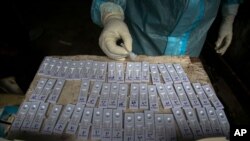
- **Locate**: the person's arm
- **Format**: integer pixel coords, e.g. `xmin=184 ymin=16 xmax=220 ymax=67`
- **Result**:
xmin=215 ymin=0 xmax=241 ymax=55
xmin=91 ymin=1 xmax=132 ymax=60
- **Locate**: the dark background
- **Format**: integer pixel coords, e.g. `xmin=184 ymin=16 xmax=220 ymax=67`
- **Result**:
xmin=0 ymin=0 xmax=249 ymax=129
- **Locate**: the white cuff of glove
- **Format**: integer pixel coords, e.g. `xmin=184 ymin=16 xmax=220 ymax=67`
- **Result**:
xmin=100 ymin=2 xmax=124 ymax=26
xmin=222 ymin=4 xmax=239 ymax=17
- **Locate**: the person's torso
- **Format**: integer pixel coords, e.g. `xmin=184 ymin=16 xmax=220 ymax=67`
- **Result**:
xmin=125 ymin=0 xmax=220 ymax=56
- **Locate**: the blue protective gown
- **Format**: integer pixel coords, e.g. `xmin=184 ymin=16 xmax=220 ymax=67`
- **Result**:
xmin=91 ymin=0 xmax=241 ymax=57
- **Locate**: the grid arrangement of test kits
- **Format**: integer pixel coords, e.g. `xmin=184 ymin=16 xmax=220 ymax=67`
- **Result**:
xmin=10 ymin=56 xmax=230 ymax=141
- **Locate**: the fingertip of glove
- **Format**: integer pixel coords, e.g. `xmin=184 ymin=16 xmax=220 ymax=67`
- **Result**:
xmin=214 ymin=45 xmax=219 ymax=50
xmin=108 ymin=55 xmax=126 ymax=61
xmin=116 ymin=58 xmax=126 ymax=61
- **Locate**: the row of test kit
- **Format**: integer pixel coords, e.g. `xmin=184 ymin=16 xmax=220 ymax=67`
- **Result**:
xmin=29 ymin=77 xmax=224 ymax=111
xmin=10 ymin=57 xmax=231 ymax=140
xmin=10 ymin=101 xmax=230 ymax=140
xmin=37 ymin=57 xmax=189 ymax=84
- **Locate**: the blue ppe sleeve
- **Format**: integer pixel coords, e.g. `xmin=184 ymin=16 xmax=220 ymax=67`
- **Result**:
xmin=91 ymin=0 xmax=126 ymax=27
xmin=222 ymin=0 xmax=243 ymax=5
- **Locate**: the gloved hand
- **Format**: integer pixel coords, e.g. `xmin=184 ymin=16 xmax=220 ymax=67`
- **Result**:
xmin=99 ymin=2 xmax=132 ymax=60
xmin=215 ymin=15 xmax=235 ymax=55
xmin=215 ymin=4 xmax=239 ymax=55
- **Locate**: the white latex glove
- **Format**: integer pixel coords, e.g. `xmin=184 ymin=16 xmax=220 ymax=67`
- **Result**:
xmin=215 ymin=4 xmax=239 ymax=55
xmin=215 ymin=15 xmax=234 ymax=55
xmin=99 ymin=2 xmax=132 ymax=60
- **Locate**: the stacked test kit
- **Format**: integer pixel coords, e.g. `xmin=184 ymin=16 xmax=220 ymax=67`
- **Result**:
xmin=9 ymin=56 xmax=230 ymax=141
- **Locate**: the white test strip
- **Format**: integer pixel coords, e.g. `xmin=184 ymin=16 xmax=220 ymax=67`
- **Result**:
xmin=108 ymin=62 xmax=116 ymax=83
xmin=11 ymin=102 xmax=31 ymax=131
xmin=91 ymin=108 xmax=103 ymax=140
xmin=73 ymin=61 xmax=83 ymax=79
xmin=139 ymin=83 xmax=149 ymax=110
xmin=202 ymin=84 xmax=224 ymax=109
xmin=183 ymin=108 xmax=204 ymax=139
xmin=81 ymin=60 xmax=93 ymax=79
xmin=165 ymin=63 xmax=182 ymax=83
xmin=134 ymin=113 xmax=144 ymax=141
xmin=102 ymin=109 xmax=113 ymax=141
xmin=129 ymin=83 xmax=139 ymax=110
xmin=108 ymin=83 xmax=119 ymax=109
xmin=148 ymin=85 xmax=159 ymax=111
xmin=51 ymin=59 xmax=64 ymax=77
xmin=155 ymin=114 xmax=166 ymax=141
xmin=112 ymin=109 xmax=123 ymax=141
xmin=133 ymin=62 xmax=142 ymax=83
xmin=33 ymin=78 xmax=48 ymax=94
xmin=91 ymin=81 xmax=103 ymax=95
xmin=77 ymin=79 xmax=90 ymax=104
xmin=38 ymin=57 xmax=52 ymax=75
xmin=66 ymin=61 xmax=78 ymax=79
xmin=173 ymin=64 xmax=190 ymax=83
xmin=45 ymin=58 xmax=58 ymax=76
xmin=97 ymin=61 xmax=107 ymax=82
xmin=116 ymin=62 xmax=125 ymax=83
xmin=86 ymin=81 xmax=103 ymax=107
xmin=124 ymin=113 xmax=135 ymax=141
xmin=192 ymin=83 xmax=211 ymax=107
xmin=172 ymin=108 xmax=193 ymax=140
xmin=141 ymin=62 xmax=150 ymax=83
xmin=78 ymin=107 xmax=93 ymax=139
xmin=66 ymin=60 xmax=77 ymax=79
xmin=215 ymin=109 xmax=230 ymax=137
xmin=205 ymin=107 xmax=223 ymax=136
xmin=174 ymin=83 xmax=191 ymax=108
xmin=65 ymin=104 xmax=85 ymax=135
xmin=41 ymin=104 xmax=62 ymax=134
xmin=47 ymin=79 xmax=65 ymax=103
xmin=158 ymin=64 xmax=173 ymax=84
xmin=182 ymin=83 xmax=201 ymax=108
xmin=53 ymin=104 xmax=75 ymax=134
xmin=150 ymin=64 xmax=161 ymax=84
xmin=57 ymin=60 xmax=71 ymax=78
xmin=144 ymin=110 xmax=155 ymax=141
xmin=38 ymin=79 xmax=56 ymax=102
xmin=99 ymin=83 xmax=111 ymax=108
xmin=125 ymin=62 xmax=134 ymax=82
xmin=30 ymin=102 xmax=49 ymax=132
xmin=90 ymin=61 xmax=99 ymax=81
xmin=156 ymin=83 xmax=172 ymax=109
xmin=163 ymin=114 xmax=177 ymax=141
xmin=86 ymin=94 xmax=100 ymax=108
xmin=164 ymin=84 xmax=182 ymax=108
xmin=21 ymin=101 xmax=40 ymax=131
xmin=196 ymin=107 xmax=213 ymax=137
xmin=117 ymin=84 xmax=129 ymax=110
xmin=29 ymin=78 xmax=48 ymax=101
xmin=72 ymin=61 xmax=85 ymax=79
